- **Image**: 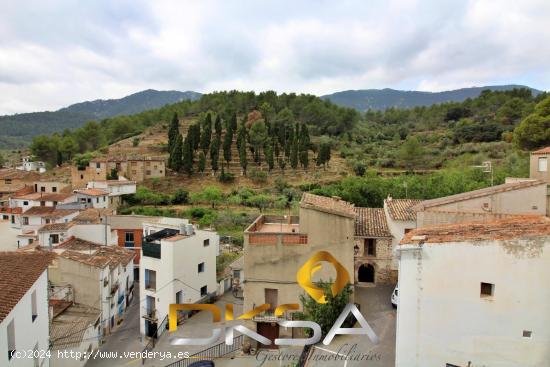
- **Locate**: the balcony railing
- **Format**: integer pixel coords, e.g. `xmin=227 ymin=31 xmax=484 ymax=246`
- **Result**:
xmin=142 ymin=307 xmax=157 ymax=321
xmin=142 ymin=242 xmax=161 ymax=259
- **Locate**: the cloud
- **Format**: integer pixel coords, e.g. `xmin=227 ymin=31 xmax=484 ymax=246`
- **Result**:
xmin=0 ymin=0 xmax=549 ymax=114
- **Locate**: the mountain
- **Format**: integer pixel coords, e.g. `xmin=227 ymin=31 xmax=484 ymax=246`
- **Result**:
xmin=0 ymin=89 xmax=202 ymax=149
xmin=321 ymin=85 xmax=543 ymax=111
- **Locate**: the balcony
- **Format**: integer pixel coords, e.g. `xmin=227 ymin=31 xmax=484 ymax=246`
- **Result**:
xmin=142 ymin=307 xmax=157 ymax=321
xmin=142 ymin=242 xmax=161 ymax=259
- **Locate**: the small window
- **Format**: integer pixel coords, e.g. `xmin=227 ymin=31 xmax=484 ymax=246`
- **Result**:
xmin=203 ymin=239 xmax=210 ymax=247
xmin=80 ymin=175 xmax=84 ymax=180
xmin=52 ymin=187 xmax=57 ymax=193
xmin=480 ymin=282 xmax=494 ymax=297
xmin=23 ymin=217 xmax=29 ymax=225
xmin=40 ymin=187 xmax=46 ymax=192
xmin=198 ymin=262 xmax=205 ymax=273
xmin=40 ymin=201 xmax=46 ymax=206
xmin=50 ymin=234 xmax=59 ymax=244
xmin=23 ymin=201 xmax=29 ymax=206
xmin=96 ymin=198 xmax=99 ymax=204
xmin=176 ymin=290 xmax=183 ymax=304
xmin=365 ymin=239 xmax=376 ymax=256
xmin=31 ymin=290 xmax=37 ymax=321
xmin=523 ymin=330 xmax=532 ymax=338
xmin=200 ymin=286 xmax=207 ymax=297
xmin=404 ymin=228 xmax=413 ymax=234
xmin=146 ymin=170 xmax=151 ymax=175
xmin=538 ymin=157 xmax=548 ymax=172
xmin=125 ymin=232 xmax=135 ymax=245
xmin=96 ymin=163 xmax=101 ymax=169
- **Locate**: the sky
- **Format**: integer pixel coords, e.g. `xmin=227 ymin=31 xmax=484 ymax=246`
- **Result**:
xmin=1 ymin=0 xmax=550 ymax=114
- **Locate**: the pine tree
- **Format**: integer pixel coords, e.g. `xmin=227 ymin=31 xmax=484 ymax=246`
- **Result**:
xmin=170 ymin=134 xmax=183 ymax=171
xmin=210 ymin=135 xmax=221 ymax=173
xmin=200 ymin=113 xmax=212 ymax=154
xmin=215 ymin=114 xmax=222 ymax=138
xmin=223 ymin=128 xmax=233 ymax=165
xmin=182 ymin=136 xmax=194 ymax=176
xmin=198 ymin=151 xmax=206 ymax=175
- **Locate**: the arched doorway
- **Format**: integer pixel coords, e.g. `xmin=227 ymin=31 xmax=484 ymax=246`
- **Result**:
xmin=358 ymin=264 xmax=375 ymax=283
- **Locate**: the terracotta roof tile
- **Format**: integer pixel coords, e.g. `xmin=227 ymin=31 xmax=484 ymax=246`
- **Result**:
xmin=401 ymin=215 xmax=550 ymax=245
xmin=75 ymin=189 xmax=109 ymax=196
xmin=300 ymin=193 xmax=356 ymax=218
xmin=0 ymin=207 xmax=23 ymax=215
xmin=38 ymin=222 xmax=73 ymax=232
xmin=73 ymin=208 xmax=113 ymax=224
xmin=0 ymin=169 xmax=40 ymax=181
xmin=56 ymin=238 xmax=135 ymax=269
xmin=23 ymin=207 xmax=79 ymax=218
xmin=13 ymin=192 xmax=74 ymax=201
xmin=412 ymin=180 xmax=546 ymax=211
xmin=532 ymin=146 xmax=550 ymax=154
xmin=0 ymin=252 xmax=56 ymax=323
xmin=355 ymin=207 xmax=392 ymax=237
xmin=385 ymin=199 xmax=422 ymax=221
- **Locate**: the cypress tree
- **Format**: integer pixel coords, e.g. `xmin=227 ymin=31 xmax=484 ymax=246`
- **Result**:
xmin=239 ymin=138 xmax=248 ymax=175
xmin=210 ymin=135 xmax=221 ymax=173
xmin=200 ymin=113 xmax=212 ymax=154
xmin=198 ymin=151 xmax=206 ymax=175
xmin=230 ymin=112 xmax=238 ymax=133
xmin=290 ymin=136 xmax=299 ymax=170
xmin=168 ymin=112 xmax=179 ymax=149
xmin=215 ymin=114 xmax=222 ymax=138
xmin=223 ymin=128 xmax=233 ymax=165
xmin=182 ymin=136 xmax=194 ymax=176
xmin=170 ymin=134 xmax=183 ymax=171
xmin=264 ymin=140 xmax=274 ymax=171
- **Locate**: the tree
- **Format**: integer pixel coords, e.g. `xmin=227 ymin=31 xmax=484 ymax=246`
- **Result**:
xmin=249 ymin=120 xmax=268 ymax=166
xmin=171 ymin=189 xmax=189 ymax=204
xmin=299 ymin=281 xmax=353 ymax=337
xmin=202 ymin=186 xmax=222 ymax=208
xmin=210 ymin=135 xmax=221 ymax=173
xmin=264 ymin=140 xmax=274 ymax=171
xmin=317 ymin=142 xmax=331 ymax=169
xmin=188 ymin=124 xmax=201 ymax=151
xmin=107 ymin=168 xmax=119 ymax=180
xmin=223 ymin=128 xmax=233 ymax=165
xmin=170 ymin=134 xmax=183 ymax=172
xmin=168 ymin=112 xmax=180 ymax=150
xmin=397 ymin=136 xmax=425 ymax=170
xmin=182 ymin=136 xmax=193 ymax=176
xmin=198 ymin=151 xmax=206 ymax=175
xmin=60 ymin=135 xmax=78 ymax=161
xmin=0 ymin=152 xmax=4 ymax=168
xmin=239 ymin=138 xmax=248 ymax=175
xmin=514 ymin=96 xmax=550 ymax=150
xmin=214 ymin=114 xmax=222 ymax=138
xmin=290 ymin=135 xmax=299 ymax=170
xmin=200 ymin=113 xmax=212 ymax=154
xmin=229 ymin=112 xmax=238 ymax=133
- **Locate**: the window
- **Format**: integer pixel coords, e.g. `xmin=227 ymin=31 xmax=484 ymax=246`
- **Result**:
xmin=23 ymin=217 xmax=29 ymax=225
xmin=50 ymin=234 xmax=59 ymax=244
xmin=5 ymin=179 xmax=12 ymax=184
xmin=96 ymin=163 xmax=101 ymax=169
xmin=31 ymin=290 xmax=37 ymax=321
xmin=198 ymin=262 xmax=205 ymax=273
xmin=40 ymin=201 xmax=45 ymax=206
xmin=480 ymin=282 xmax=494 ymax=298
xmin=523 ymin=330 xmax=532 ymax=338
xmin=80 ymin=175 xmax=84 ymax=180
xmin=176 ymin=290 xmax=183 ymax=304
xmin=538 ymin=157 xmax=548 ymax=172
xmin=40 ymin=186 xmax=45 ymax=192
xmin=265 ymin=288 xmax=278 ymax=312
xmin=125 ymin=232 xmax=135 ymax=246
xmin=52 ymin=187 xmax=57 ymax=193
xmin=45 ymin=219 xmax=51 ymax=224
xmin=146 ymin=170 xmax=151 ymax=175
xmin=96 ymin=198 xmax=99 ymax=204
xmin=200 ymin=286 xmax=207 ymax=297
xmin=233 ymin=270 xmax=241 ymax=279
xmin=144 ymin=269 xmax=157 ymax=290
xmin=364 ymin=238 xmax=376 ymax=256
xmin=203 ymin=239 xmax=210 ymax=247
xmin=23 ymin=201 xmax=29 ymax=206
xmin=7 ymin=319 xmax=15 ymax=360
xmin=404 ymin=228 xmax=413 ymax=234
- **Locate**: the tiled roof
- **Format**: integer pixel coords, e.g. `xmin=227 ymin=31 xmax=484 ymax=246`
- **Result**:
xmin=355 ymin=207 xmax=392 ymax=238
xmin=23 ymin=207 xmax=79 ymax=218
xmin=401 ymin=215 xmax=550 ymax=245
xmin=90 ymin=156 xmax=165 ymax=163
xmin=38 ymin=222 xmax=72 ymax=232
xmin=0 ymin=207 xmax=23 ymax=215
xmin=532 ymin=146 xmax=550 ymax=154
xmin=385 ymin=199 xmax=422 ymax=221
xmin=412 ymin=180 xmax=546 ymax=211
xmin=0 ymin=251 xmax=56 ymax=323
xmin=0 ymin=183 xmax=27 ymax=193
xmin=75 ymin=188 xmax=109 ymax=196
xmin=13 ymin=192 xmax=74 ymax=201
xmin=0 ymin=169 xmax=40 ymax=181
xmin=56 ymin=238 xmax=135 ymax=269
xmin=50 ymin=304 xmax=100 ymax=350
xmin=73 ymin=208 xmax=114 ymax=224
xmin=300 ymin=193 xmax=356 ymax=218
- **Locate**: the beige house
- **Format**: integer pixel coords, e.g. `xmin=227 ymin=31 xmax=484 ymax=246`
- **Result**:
xmin=530 ymin=146 xmax=550 ymax=215
xmin=412 ymin=179 xmax=547 ymax=227
xmin=71 ymin=157 xmax=165 ymax=188
xmin=354 ymin=207 xmax=394 ymax=285
xmin=243 ymin=193 xmax=355 ymax=347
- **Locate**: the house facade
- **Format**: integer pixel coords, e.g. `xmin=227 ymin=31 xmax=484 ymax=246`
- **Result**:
xmin=396 ymin=216 xmax=550 ymax=367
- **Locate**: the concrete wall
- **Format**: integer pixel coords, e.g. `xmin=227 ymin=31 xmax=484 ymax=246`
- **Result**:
xmin=0 ymin=271 xmax=50 ymax=367
xmin=530 ymin=153 xmax=550 ymax=184
xmin=396 ymin=236 xmax=550 ymax=367
xmin=50 ymin=322 xmax=99 ymax=367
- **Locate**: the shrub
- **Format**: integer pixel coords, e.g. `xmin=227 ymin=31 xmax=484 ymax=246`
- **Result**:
xmin=219 ymin=170 xmax=235 ymax=183
xmin=171 ymin=189 xmax=190 ymax=205
xmin=249 ymin=169 xmax=268 ymax=183
xmin=132 ymin=137 xmax=140 ymax=147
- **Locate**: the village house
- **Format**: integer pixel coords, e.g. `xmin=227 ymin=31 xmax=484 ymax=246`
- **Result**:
xmin=354 ymin=207 xmax=394 ymax=285
xmin=85 ymin=180 xmax=136 ymax=210
xmin=139 ymin=221 xmax=219 ymax=339
xmin=49 ymin=238 xmax=135 ymax=336
xmin=16 ymin=156 xmax=46 ymax=173
xmin=17 ymin=207 xmax=80 ymax=247
xmin=0 ymin=169 xmax=38 ymax=207
xmin=33 ymin=180 xmax=71 ymax=194
xmin=71 ymin=157 xmax=165 ymax=188
xmin=529 ymin=146 xmax=550 ymax=214
xmin=37 ymin=218 xmax=118 ymax=248
xmin=243 ymin=193 xmax=356 ymax=347
xmin=0 ymin=251 xmax=54 ymax=367
xmin=74 ymin=189 xmax=110 ymax=210
xmin=396 ymin=216 xmax=550 ymax=367
xmin=9 ymin=192 xmax=76 ymax=213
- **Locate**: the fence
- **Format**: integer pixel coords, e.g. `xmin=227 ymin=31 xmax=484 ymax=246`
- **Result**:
xmin=141 ymin=315 xmax=169 ymax=364
xmin=165 ymin=334 xmax=244 ymax=367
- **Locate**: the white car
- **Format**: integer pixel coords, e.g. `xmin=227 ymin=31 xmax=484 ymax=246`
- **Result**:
xmin=391 ymin=284 xmax=398 ymax=308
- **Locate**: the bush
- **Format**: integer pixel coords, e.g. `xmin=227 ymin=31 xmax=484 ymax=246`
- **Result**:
xmin=219 ymin=170 xmax=235 ymax=183
xmin=171 ymin=189 xmax=190 ymax=204
xmin=249 ymin=169 xmax=268 ymax=183
xmin=132 ymin=137 xmax=140 ymax=147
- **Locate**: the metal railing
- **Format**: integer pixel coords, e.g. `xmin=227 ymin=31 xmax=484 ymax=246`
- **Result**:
xmin=141 ymin=315 xmax=168 ymax=364
xmin=165 ymin=334 xmax=244 ymax=367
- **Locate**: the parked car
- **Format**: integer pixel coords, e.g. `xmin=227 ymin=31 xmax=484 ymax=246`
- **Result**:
xmin=189 ymin=361 xmax=215 ymax=367
xmin=391 ymin=284 xmax=398 ymax=308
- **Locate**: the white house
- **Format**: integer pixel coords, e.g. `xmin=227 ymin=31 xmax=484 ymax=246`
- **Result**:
xmin=86 ymin=180 xmax=136 ymax=210
xmin=18 ymin=207 xmax=80 ymax=247
xmin=10 ymin=193 xmax=76 ymax=213
xmin=38 ymin=221 xmax=118 ymax=248
xmin=74 ymin=189 xmax=110 ymax=210
xmin=383 ymin=197 xmax=421 ymax=270
xmin=16 ymin=156 xmax=46 ymax=173
xmin=0 ymin=252 xmax=54 ymax=367
xmin=49 ymin=238 xmax=135 ymax=336
xmin=396 ymin=216 xmax=550 ymax=367
xmin=139 ymin=222 xmax=219 ymax=338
